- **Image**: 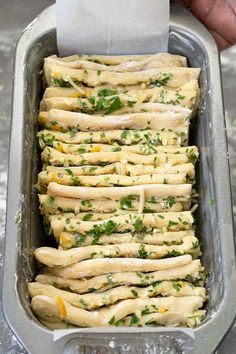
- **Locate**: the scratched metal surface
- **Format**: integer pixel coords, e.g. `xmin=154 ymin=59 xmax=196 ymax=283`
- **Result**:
xmin=0 ymin=1 xmax=235 ymax=353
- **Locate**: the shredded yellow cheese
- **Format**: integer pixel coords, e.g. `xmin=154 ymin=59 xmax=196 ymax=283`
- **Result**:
xmin=159 ymin=308 xmax=167 ymax=314
xmin=60 ymin=232 xmax=73 ymax=249
xmin=51 ymin=173 xmax=64 ymax=184
xmin=91 ymin=146 xmax=101 ymax=153
xmin=56 ymin=296 xmax=67 ymax=320
xmin=38 ymin=112 xmax=47 ymax=124
xmin=56 ymin=143 xmax=63 ymax=153
xmin=52 ymin=71 xmax=61 ymax=79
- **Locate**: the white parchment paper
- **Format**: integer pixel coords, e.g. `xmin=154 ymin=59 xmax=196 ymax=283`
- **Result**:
xmin=56 ymin=0 xmax=169 ymax=56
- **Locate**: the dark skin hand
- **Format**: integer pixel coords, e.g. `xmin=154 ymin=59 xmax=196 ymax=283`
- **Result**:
xmin=177 ymin=0 xmax=236 ymax=50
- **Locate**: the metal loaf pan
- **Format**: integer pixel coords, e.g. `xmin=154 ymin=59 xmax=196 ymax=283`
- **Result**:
xmin=3 ymin=3 xmax=236 ymax=354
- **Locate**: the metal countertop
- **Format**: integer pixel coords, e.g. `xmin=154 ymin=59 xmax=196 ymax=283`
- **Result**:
xmin=0 ymin=1 xmax=235 ymax=353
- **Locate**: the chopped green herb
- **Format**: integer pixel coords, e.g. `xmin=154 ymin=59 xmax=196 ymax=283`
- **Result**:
xmin=130 ymin=314 xmax=139 ymax=325
xmin=128 ymin=100 xmax=136 ymax=108
xmin=45 ymin=196 xmax=55 ymax=207
xmin=151 ymin=73 xmax=172 ymax=87
xmin=65 ymin=168 xmax=73 ymax=176
xmin=112 ymin=146 xmax=122 ymax=152
xmin=79 ymin=299 xmax=88 ymax=307
xmin=192 ymin=241 xmax=200 ymax=249
xmin=72 ymin=176 xmax=81 ymax=186
xmin=68 ymin=128 xmax=78 ymax=138
xmin=209 ymin=197 xmax=215 ymax=206
xmin=81 ymin=200 xmax=92 ymax=208
xmin=134 ymin=217 xmax=146 ymax=232
xmin=87 ymin=287 xmax=96 ymax=293
xmin=120 ymin=195 xmax=136 ymax=209
xmin=138 ymin=244 xmax=148 ymax=259
xmin=141 ymin=307 xmax=150 ymax=316
xmin=51 ymin=121 xmax=58 ymax=126
xmin=108 ymin=316 xmax=116 ymax=325
xmin=104 ymin=220 xmax=118 ymax=235
xmin=77 ymin=147 xmax=86 ymax=154
xmin=78 ymin=99 xmax=88 ymax=113
xmin=131 ymin=289 xmax=138 ymax=298
xmin=75 ymin=235 xmax=86 ymax=247
xmin=148 ymin=196 xmax=157 ymax=204
xmin=187 ymin=151 xmax=198 ymax=164
xmin=88 ymin=96 xmax=96 ymax=105
xmin=167 ymin=250 xmax=182 ymax=257
xmin=89 ymin=166 xmax=97 ymax=173
xmin=173 ymin=282 xmax=182 ymax=292
xmin=106 ymin=96 xmax=123 ymax=114
xmin=98 ymin=88 xmax=117 ymax=97
xmin=151 ymin=281 xmax=161 ymax=288
xmin=121 ymin=130 xmax=129 ymax=139
xmin=168 ymin=220 xmax=178 ymax=229
xmin=166 ymin=196 xmax=176 ymax=208
xmin=53 ymin=78 xmax=71 ymax=87
xmin=176 ymin=92 xmax=186 ymax=101
xmin=83 ymin=213 xmax=93 ymax=221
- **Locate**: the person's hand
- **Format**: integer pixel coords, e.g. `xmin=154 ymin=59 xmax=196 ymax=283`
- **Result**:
xmin=178 ymin=0 xmax=236 ymax=50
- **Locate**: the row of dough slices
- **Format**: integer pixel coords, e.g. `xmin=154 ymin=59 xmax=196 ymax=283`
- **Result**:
xmin=44 ymin=62 xmax=200 ymax=89
xmin=38 ymin=128 xmax=184 ymax=147
xmin=41 ymin=147 xmax=198 ymax=167
xmin=38 ymin=108 xmax=190 ymax=132
xmin=31 ymin=53 xmax=205 ymax=329
xmin=32 ymin=252 xmax=205 ymax=327
xmin=40 ymin=85 xmax=199 ymax=113
xmin=45 ymin=53 xmax=188 ymax=71
xmin=43 ymin=54 xmax=200 ymax=115
xmin=29 ymin=254 xmax=206 ymax=327
xmin=39 ymin=194 xmax=192 ymax=215
xmin=30 ymin=294 xmax=205 ymax=328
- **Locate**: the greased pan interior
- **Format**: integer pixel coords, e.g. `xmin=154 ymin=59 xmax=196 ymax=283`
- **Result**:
xmin=3 ymin=3 xmax=236 ymax=354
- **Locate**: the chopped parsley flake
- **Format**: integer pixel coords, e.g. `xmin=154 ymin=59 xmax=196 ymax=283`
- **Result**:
xmin=130 ymin=314 xmax=139 ymax=325
xmin=173 ymin=282 xmax=182 ymax=292
xmin=120 ymin=195 xmax=136 ymax=209
xmin=131 ymin=289 xmax=138 ymax=298
xmin=209 ymin=197 xmax=215 ymax=205
xmin=82 ymin=213 xmax=93 ymax=221
xmin=45 ymin=196 xmax=55 ymax=207
xmin=138 ymin=244 xmax=148 ymax=259
xmin=166 ymin=196 xmax=176 ymax=208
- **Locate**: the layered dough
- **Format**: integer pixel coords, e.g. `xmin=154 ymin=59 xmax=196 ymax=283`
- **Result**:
xmin=30 ymin=52 xmax=206 ymax=330
xmin=57 ymin=230 xmax=195 ymax=249
xmin=36 ymin=258 xmax=203 ymax=293
xmin=39 ymin=109 xmax=190 ymax=132
xmin=49 ymin=53 xmax=187 ymax=66
xmin=45 ymin=53 xmax=187 ymax=72
xmin=34 ymin=236 xmax=199 ymax=267
xmin=46 ymin=182 xmax=192 ymax=200
xmin=39 ymin=194 xmax=190 ymax=215
xmin=31 ymin=295 xmax=205 ymax=328
xmin=40 ymin=86 xmax=198 ymax=112
xmin=41 ymin=147 xmax=196 ymax=167
xmin=38 ymin=129 xmax=182 ymax=147
xmin=45 ymin=64 xmax=200 ymax=88
xmin=38 ymin=171 xmax=187 ymax=190
xmin=28 ymin=280 xmax=206 ymax=310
